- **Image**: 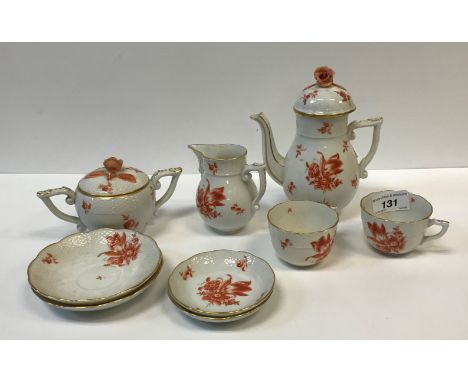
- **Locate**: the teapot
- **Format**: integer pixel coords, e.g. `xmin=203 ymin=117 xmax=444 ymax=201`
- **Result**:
xmin=189 ymin=144 xmax=266 ymax=233
xmin=250 ymin=66 xmax=383 ymax=211
xmin=37 ymin=157 xmax=182 ymax=232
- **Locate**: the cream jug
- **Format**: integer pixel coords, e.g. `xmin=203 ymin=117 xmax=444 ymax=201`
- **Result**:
xmin=189 ymin=144 xmax=266 ymax=233
xmin=251 ymin=66 xmax=383 ymax=211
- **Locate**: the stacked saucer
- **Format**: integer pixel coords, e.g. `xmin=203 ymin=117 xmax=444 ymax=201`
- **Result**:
xmin=168 ymin=250 xmax=275 ymax=323
xmin=27 ymin=229 xmax=163 ymax=311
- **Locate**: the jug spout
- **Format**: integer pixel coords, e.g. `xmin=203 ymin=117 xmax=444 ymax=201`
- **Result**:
xmin=188 ymin=144 xmax=206 ymax=173
xmin=188 ymin=143 xmax=248 ymax=174
xmin=250 ymin=112 xmax=285 ymax=185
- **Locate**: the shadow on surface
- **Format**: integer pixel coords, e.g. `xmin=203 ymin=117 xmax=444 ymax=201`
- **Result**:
xmin=145 ymin=205 xmax=193 ymax=237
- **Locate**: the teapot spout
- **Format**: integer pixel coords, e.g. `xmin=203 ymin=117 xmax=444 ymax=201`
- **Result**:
xmin=250 ymin=112 xmax=285 ymax=185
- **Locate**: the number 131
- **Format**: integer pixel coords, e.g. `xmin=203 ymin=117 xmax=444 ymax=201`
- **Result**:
xmin=382 ymin=199 xmax=397 ymax=209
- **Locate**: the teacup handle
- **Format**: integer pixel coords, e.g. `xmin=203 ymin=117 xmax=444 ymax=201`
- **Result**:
xmin=422 ymin=219 xmax=449 ymax=243
xmin=151 ymin=167 xmax=183 ymax=211
xmin=241 ymin=163 xmax=267 ymax=210
xmin=347 ymin=117 xmax=383 ymax=179
xmin=37 ymin=187 xmax=85 ymax=231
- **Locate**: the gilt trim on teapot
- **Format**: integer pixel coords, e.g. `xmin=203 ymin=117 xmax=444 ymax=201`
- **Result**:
xmin=293 ymin=107 xmax=356 ymax=119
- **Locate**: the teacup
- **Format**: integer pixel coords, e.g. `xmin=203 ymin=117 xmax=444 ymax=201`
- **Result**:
xmin=267 ymin=201 xmax=338 ymax=266
xmin=360 ymin=191 xmax=449 ymax=255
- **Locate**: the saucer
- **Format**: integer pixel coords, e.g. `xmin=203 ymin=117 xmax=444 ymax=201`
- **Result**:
xmin=168 ymin=249 xmax=275 ymax=317
xmin=30 ymin=256 xmax=163 ymax=311
xmin=171 ymin=296 xmax=266 ymax=323
xmin=28 ymin=228 xmax=162 ymax=305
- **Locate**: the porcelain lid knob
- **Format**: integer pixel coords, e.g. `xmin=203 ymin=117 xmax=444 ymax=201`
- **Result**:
xmin=103 ymin=157 xmax=123 ymax=173
xmin=314 ymin=66 xmax=335 ymax=88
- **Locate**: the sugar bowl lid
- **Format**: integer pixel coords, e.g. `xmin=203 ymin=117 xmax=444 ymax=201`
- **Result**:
xmin=78 ymin=157 xmax=149 ymax=196
xmin=293 ymin=66 xmax=356 ymax=117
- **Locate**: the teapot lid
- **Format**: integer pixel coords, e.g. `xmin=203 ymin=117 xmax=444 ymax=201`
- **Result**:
xmin=78 ymin=157 xmax=149 ymax=196
xmin=293 ymin=66 xmax=356 ymax=117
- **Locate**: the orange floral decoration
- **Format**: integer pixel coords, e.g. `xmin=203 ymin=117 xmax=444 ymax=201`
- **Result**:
xmin=98 ymin=232 xmax=141 ymax=267
xmin=236 ymin=256 xmax=248 ymax=271
xmin=367 ymin=222 xmax=406 ymax=254
xmin=197 ymin=274 xmax=252 ymax=306
xmin=122 ymin=214 xmax=139 ymax=230
xmin=230 ymin=203 xmax=245 ymax=215
xmin=305 ymin=151 xmax=343 ymax=192
xmin=84 ymin=157 xmax=137 ymax=184
xmin=314 ymin=66 xmax=335 ymax=87
xmin=196 ymin=180 xmax=226 ymax=219
xmin=42 ymin=253 xmax=58 ymax=264
xmin=306 ymin=234 xmax=334 ymax=262
xmin=180 ymin=265 xmax=193 ymax=280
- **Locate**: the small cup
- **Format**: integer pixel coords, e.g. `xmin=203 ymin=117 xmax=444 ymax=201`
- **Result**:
xmin=268 ymin=201 xmax=338 ymax=267
xmin=360 ymin=191 xmax=449 ymax=255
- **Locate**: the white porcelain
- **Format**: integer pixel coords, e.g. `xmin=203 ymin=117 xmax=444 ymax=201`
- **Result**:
xmin=168 ymin=249 xmax=275 ymax=317
xmin=268 ymin=201 xmax=338 ymax=267
xmin=37 ymin=157 xmax=182 ymax=232
xmin=30 ymin=257 xmax=163 ymax=311
xmin=172 ymin=299 xmax=265 ymax=323
xmin=189 ymin=144 xmax=266 ymax=233
xmin=361 ymin=191 xmax=449 ymax=255
xmin=251 ymin=66 xmax=383 ymax=212
xmin=28 ymin=228 xmax=163 ymax=305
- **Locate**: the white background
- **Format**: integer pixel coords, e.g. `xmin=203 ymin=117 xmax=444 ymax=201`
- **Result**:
xmin=1 ymin=0 xmax=468 ymax=379
xmin=0 ymin=0 xmax=467 ymax=379
xmin=1 ymin=42 xmax=468 ymax=174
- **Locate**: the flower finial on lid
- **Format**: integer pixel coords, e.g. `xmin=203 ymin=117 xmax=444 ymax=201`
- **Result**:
xmin=103 ymin=157 xmax=123 ymax=173
xmin=314 ymin=66 xmax=335 ymax=88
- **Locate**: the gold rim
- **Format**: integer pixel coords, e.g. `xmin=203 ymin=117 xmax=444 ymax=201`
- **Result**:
xmin=293 ymin=106 xmax=356 ymax=119
xmin=27 ymin=229 xmax=163 ymax=305
xmin=167 ymin=250 xmax=275 ymax=317
xmin=77 ymin=180 xmax=150 ymax=198
xmin=168 ymin=284 xmax=274 ymax=318
xmin=170 ymin=295 xmax=265 ymax=321
xmin=267 ymin=201 xmax=339 ymax=235
xmin=360 ymin=191 xmax=434 ymax=223
xmin=31 ymin=253 xmax=163 ymax=306
xmin=188 ymin=144 xmax=247 ymax=161
xmin=31 ymin=257 xmax=163 ymax=310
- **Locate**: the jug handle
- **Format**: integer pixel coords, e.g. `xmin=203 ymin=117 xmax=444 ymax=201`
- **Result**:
xmin=37 ymin=187 xmax=85 ymax=231
xmin=151 ymin=167 xmax=183 ymax=211
xmin=241 ymin=163 xmax=267 ymax=210
xmin=347 ymin=117 xmax=383 ymax=179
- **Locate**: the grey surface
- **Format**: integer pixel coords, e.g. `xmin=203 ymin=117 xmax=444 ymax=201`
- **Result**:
xmin=1 ymin=42 xmax=467 ymax=174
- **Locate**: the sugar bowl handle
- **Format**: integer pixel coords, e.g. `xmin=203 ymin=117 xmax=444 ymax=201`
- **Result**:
xmin=151 ymin=167 xmax=183 ymax=211
xmin=422 ymin=219 xmax=449 ymax=243
xmin=241 ymin=163 xmax=267 ymax=210
xmin=347 ymin=117 xmax=383 ymax=179
xmin=37 ymin=187 xmax=84 ymax=230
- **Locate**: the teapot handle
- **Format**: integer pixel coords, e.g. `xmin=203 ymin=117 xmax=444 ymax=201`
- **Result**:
xmin=150 ymin=167 xmax=183 ymax=211
xmin=37 ymin=187 xmax=85 ymax=231
xmin=347 ymin=117 xmax=383 ymax=179
xmin=241 ymin=163 xmax=267 ymax=210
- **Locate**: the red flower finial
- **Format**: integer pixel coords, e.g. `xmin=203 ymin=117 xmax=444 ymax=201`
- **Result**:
xmin=314 ymin=66 xmax=335 ymax=87
xmin=103 ymin=157 xmax=123 ymax=173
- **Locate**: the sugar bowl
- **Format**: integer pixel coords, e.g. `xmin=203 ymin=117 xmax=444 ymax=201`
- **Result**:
xmin=37 ymin=157 xmax=182 ymax=232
